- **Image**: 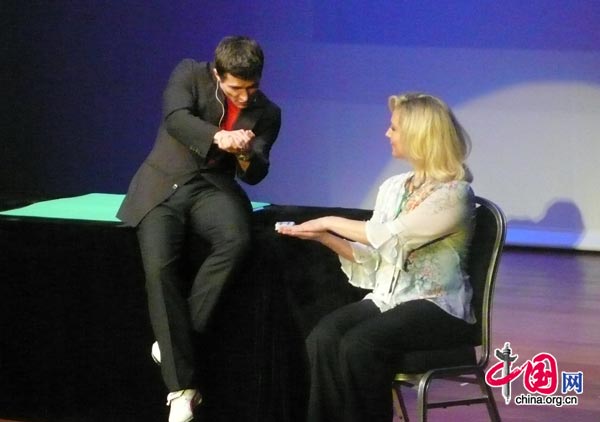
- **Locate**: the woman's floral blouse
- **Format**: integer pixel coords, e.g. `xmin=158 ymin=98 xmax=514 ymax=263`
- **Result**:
xmin=340 ymin=172 xmax=476 ymax=322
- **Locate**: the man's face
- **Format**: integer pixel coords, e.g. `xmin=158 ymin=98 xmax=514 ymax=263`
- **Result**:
xmin=217 ymin=72 xmax=259 ymax=109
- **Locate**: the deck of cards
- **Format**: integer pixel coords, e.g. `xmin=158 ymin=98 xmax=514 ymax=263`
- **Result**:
xmin=275 ymin=221 xmax=295 ymax=230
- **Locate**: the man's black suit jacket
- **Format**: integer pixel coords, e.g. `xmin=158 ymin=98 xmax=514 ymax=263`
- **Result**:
xmin=117 ymin=59 xmax=282 ymax=227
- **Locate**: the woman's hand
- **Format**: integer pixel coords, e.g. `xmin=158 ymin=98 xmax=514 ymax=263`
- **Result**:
xmin=276 ymin=217 xmax=329 ymax=241
xmin=276 ymin=216 xmax=358 ymax=260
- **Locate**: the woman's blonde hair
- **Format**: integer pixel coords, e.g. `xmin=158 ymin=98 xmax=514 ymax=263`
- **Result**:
xmin=388 ymin=93 xmax=472 ymax=183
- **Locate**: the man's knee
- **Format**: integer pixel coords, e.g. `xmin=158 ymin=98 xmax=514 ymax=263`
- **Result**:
xmin=215 ymin=225 xmax=251 ymax=259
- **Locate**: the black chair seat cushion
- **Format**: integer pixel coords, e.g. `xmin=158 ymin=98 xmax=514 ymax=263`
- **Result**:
xmin=398 ymin=346 xmax=477 ymax=374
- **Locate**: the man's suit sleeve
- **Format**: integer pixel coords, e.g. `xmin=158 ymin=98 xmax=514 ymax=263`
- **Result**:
xmin=236 ymin=104 xmax=281 ymax=185
xmin=162 ymin=59 xmax=217 ymax=159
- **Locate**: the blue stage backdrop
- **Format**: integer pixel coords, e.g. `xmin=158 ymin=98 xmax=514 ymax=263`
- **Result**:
xmin=3 ymin=1 xmax=600 ymax=250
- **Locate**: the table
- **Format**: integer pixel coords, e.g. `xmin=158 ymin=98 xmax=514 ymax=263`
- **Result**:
xmin=0 ymin=194 xmax=371 ymax=422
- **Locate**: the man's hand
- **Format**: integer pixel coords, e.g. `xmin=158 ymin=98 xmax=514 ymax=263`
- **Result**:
xmin=214 ymin=129 xmax=255 ymax=154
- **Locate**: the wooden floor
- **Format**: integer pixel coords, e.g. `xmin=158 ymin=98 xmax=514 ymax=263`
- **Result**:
xmin=394 ymin=247 xmax=600 ymax=421
xmin=2 ymin=248 xmax=598 ymax=422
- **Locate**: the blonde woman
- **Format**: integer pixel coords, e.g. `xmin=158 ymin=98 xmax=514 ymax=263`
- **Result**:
xmin=277 ymin=93 xmax=476 ymax=422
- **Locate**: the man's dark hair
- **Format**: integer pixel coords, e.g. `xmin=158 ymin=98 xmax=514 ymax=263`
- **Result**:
xmin=214 ymin=36 xmax=264 ymax=81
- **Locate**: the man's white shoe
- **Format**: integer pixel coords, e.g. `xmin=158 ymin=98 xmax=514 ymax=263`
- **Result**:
xmin=151 ymin=341 xmax=161 ymax=364
xmin=166 ymin=389 xmax=202 ymax=422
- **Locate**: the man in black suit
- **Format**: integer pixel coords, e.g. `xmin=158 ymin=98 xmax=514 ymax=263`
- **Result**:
xmin=117 ymin=36 xmax=281 ymax=422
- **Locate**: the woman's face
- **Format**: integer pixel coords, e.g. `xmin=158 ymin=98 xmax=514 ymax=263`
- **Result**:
xmin=385 ymin=110 xmax=405 ymax=159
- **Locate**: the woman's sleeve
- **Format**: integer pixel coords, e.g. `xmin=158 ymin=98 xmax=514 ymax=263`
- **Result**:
xmin=337 ymin=178 xmax=394 ymax=289
xmin=365 ymin=183 xmax=471 ymax=265
xmin=339 ymin=241 xmax=380 ymax=290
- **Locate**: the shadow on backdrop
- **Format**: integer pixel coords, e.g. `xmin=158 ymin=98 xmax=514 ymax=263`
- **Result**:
xmin=507 ymin=200 xmax=584 ymax=249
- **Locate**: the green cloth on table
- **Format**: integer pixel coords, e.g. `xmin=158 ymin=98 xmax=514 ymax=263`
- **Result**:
xmin=0 ymin=193 xmax=270 ymax=223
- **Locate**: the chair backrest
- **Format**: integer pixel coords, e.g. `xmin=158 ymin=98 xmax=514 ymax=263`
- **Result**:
xmin=467 ymin=196 xmax=506 ymax=367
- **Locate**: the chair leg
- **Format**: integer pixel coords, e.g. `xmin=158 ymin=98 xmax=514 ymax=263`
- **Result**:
xmin=416 ymin=375 xmax=433 ymax=422
xmin=392 ymin=385 xmax=410 ymax=421
xmin=407 ymin=369 xmax=502 ymax=422
xmin=475 ymin=373 xmax=502 ymax=422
